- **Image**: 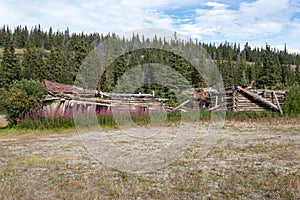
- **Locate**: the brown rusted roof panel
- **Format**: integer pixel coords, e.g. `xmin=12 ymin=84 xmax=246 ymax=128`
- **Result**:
xmin=43 ymin=80 xmax=96 ymax=95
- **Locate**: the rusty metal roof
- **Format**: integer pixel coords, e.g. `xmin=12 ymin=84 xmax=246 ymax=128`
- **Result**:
xmin=43 ymin=80 xmax=96 ymax=95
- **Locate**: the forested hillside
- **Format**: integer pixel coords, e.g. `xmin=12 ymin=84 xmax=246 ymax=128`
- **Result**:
xmin=0 ymin=24 xmax=300 ymax=92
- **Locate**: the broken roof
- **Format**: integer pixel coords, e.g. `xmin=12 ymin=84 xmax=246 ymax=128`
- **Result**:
xmin=43 ymin=80 xmax=96 ymax=95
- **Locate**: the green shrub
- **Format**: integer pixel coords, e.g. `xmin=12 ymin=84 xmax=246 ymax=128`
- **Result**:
xmin=0 ymin=87 xmax=8 ymax=114
xmin=1 ymin=79 xmax=47 ymax=124
xmin=283 ymin=85 xmax=300 ymax=117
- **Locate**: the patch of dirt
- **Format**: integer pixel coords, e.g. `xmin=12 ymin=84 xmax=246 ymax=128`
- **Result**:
xmin=0 ymin=115 xmax=8 ymax=128
xmin=0 ymin=119 xmax=299 ymax=199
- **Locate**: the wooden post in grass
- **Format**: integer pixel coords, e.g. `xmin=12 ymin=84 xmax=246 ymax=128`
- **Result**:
xmin=272 ymin=91 xmax=283 ymax=115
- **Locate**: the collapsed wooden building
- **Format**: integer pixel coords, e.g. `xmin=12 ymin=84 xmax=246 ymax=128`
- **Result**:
xmin=42 ymin=80 xmax=288 ymax=115
xmin=225 ymin=86 xmax=287 ymax=114
xmin=42 ymin=80 xmax=168 ymax=116
xmin=189 ymin=86 xmax=288 ymax=114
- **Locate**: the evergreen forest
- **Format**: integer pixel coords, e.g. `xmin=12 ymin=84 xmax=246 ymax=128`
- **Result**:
xmin=1 ymin=24 xmax=300 ymax=93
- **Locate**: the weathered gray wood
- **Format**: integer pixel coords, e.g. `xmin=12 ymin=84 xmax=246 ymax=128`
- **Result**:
xmin=173 ymin=100 xmax=190 ymax=111
xmin=237 ymin=108 xmax=266 ymax=112
xmin=100 ymin=91 xmax=154 ymax=98
xmin=272 ymin=91 xmax=283 ymax=115
xmin=252 ymin=90 xmax=288 ymax=95
xmin=208 ymin=105 xmax=223 ymax=111
xmin=233 ymin=88 xmax=237 ymax=112
xmin=237 ymin=86 xmax=279 ymax=111
xmin=42 ymin=85 xmax=289 ymax=114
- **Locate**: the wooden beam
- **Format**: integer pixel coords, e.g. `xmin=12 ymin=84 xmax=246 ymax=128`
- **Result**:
xmin=237 ymin=86 xmax=279 ymax=111
xmin=208 ymin=105 xmax=223 ymax=111
xmin=215 ymin=96 xmax=218 ymax=107
xmin=100 ymin=91 xmax=154 ymax=98
xmin=173 ymin=100 xmax=190 ymax=111
xmin=233 ymin=89 xmax=237 ymax=112
xmin=251 ymin=89 xmax=288 ymax=94
xmin=272 ymin=91 xmax=283 ymax=115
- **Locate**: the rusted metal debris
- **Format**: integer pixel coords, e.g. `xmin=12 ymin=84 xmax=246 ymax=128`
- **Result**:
xmin=193 ymin=88 xmax=210 ymax=101
xmin=43 ymin=80 xmax=96 ymax=95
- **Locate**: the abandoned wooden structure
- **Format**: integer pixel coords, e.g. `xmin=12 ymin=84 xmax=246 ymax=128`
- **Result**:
xmin=42 ymin=80 xmax=167 ymax=116
xmin=225 ymin=86 xmax=287 ymax=114
xmin=42 ymin=80 xmax=288 ymax=115
xmin=186 ymin=86 xmax=288 ymax=114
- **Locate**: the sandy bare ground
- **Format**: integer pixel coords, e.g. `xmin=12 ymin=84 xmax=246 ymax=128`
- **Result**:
xmin=0 ymin=118 xmax=299 ymax=199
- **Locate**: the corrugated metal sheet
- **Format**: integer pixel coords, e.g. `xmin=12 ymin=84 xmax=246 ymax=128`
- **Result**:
xmin=43 ymin=80 xmax=96 ymax=95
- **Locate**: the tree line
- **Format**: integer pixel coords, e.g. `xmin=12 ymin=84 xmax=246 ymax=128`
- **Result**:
xmin=0 ymin=24 xmax=300 ymax=93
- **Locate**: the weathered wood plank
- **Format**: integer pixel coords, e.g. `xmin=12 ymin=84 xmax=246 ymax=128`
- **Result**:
xmin=208 ymin=105 xmax=223 ymax=111
xmin=237 ymin=86 xmax=279 ymax=111
xmin=173 ymin=100 xmax=190 ymax=111
xmin=100 ymin=91 xmax=154 ymax=98
xmin=272 ymin=91 xmax=283 ymax=115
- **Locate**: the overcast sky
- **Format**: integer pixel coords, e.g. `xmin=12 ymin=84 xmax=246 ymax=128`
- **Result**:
xmin=1 ymin=0 xmax=300 ymax=52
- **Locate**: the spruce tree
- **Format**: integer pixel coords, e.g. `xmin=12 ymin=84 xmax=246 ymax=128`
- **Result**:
xmin=0 ymin=40 xmax=20 ymax=89
xmin=234 ymin=58 xmax=248 ymax=86
xmin=279 ymin=45 xmax=292 ymax=86
xmin=219 ymin=61 xmax=234 ymax=87
xmin=295 ymin=65 xmax=300 ymax=85
xmin=44 ymin=43 xmax=68 ymax=83
xmin=247 ymin=63 xmax=257 ymax=88
xmin=70 ymin=39 xmax=88 ymax=83
xmin=257 ymin=45 xmax=282 ymax=88
xmin=22 ymin=45 xmax=44 ymax=81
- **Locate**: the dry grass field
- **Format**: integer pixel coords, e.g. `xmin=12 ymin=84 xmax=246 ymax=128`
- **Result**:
xmin=0 ymin=118 xmax=299 ymax=199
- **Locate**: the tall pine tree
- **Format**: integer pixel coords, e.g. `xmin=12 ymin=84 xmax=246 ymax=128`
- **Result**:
xmin=295 ymin=64 xmax=300 ymax=85
xmin=0 ymin=40 xmax=20 ymax=89
xmin=44 ymin=43 xmax=68 ymax=83
xmin=257 ymin=45 xmax=282 ymax=88
xmin=22 ymin=45 xmax=44 ymax=81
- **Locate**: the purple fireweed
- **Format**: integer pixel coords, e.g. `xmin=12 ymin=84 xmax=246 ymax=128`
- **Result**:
xmin=16 ymin=104 xmax=152 ymax=127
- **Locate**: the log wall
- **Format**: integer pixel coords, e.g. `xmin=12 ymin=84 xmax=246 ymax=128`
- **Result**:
xmin=42 ymin=94 xmax=166 ymax=117
xmin=210 ymin=87 xmax=288 ymax=113
xmin=42 ymin=87 xmax=288 ymax=114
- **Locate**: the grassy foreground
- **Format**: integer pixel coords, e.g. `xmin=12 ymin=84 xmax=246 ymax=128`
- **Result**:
xmin=1 ymin=110 xmax=284 ymax=132
xmin=0 ymin=117 xmax=299 ymax=199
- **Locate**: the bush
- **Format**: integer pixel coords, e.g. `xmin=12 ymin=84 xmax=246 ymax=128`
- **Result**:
xmin=283 ymin=85 xmax=300 ymax=117
xmin=0 ymin=87 xmax=8 ymax=114
xmin=1 ymin=79 xmax=47 ymax=124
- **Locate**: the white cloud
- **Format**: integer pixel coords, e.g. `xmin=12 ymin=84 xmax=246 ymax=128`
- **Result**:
xmin=0 ymin=0 xmax=300 ymax=52
xmin=195 ymin=0 xmax=289 ymax=38
xmin=0 ymin=0 xmax=176 ymax=33
xmin=205 ymin=1 xmax=229 ymax=8
xmin=177 ymin=0 xmax=300 ymax=52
